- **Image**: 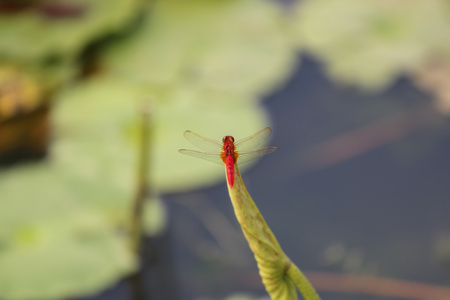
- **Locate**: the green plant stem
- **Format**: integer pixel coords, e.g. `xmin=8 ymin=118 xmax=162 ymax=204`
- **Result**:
xmin=130 ymin=103 xmax=151 ymax=254
xmin=227 ymin=165 xmax=320 ymax=300
xmin=286 ymin=264 xmax=322 ymax=299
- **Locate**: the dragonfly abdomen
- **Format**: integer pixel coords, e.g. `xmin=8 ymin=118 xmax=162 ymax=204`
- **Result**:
xmin=224 ymin=155 xmax=235 ymax=187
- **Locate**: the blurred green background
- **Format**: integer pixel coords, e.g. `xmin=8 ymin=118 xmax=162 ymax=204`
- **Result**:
xmin=1 ymin=0 xmax=450 ymax=299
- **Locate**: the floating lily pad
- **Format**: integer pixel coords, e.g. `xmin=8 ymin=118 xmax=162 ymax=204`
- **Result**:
xmin=0 ymin=163 xmax=135 ymax=300
xmin=0 ymin=1 xmax=287 ymax=298
xmin=54 ymin=76 xmax=271 ymax=193
xmin=104 ymin=0 xmax=296 ymax=97
xmin=292 ymin=0 xmax=450 ymax=89
xmin=0 ymin=75 xmax=270 ymax=298
xmin=0 ymin=0 xmax=141 ymax=91
xmin=0 ymin=0 xmax=141 ymax=64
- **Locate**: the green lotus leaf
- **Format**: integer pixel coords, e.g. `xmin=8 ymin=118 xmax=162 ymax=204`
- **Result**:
xmin=0 ymin=164 xmax=135 ymax=299
xmin=0 ymin=73 xmax=269 ymax=298
xmin=104 ymin=0 xmax=296 ymax=97
xmin=0 ymin=0 xmax=141 ymax=91
xmin=54 ymin=76 xmax=271 ymax=193
xmin=0 ymin=0 xmax=141 ymax=64
xmin=0 ymin=1 xmax=283 ymax=297
xmin=292 ymin=0 xmax=450 ymax=89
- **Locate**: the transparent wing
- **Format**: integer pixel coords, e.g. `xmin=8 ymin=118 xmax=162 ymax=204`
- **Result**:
xmin=235 ymin=127 xmax=272 ymax=152
xmin=183 ymin=130 xmax=223 ymax=152
xmin=178 ymin=149 xmax=223 ymax=165
xmin=236 ymin=147 xmax=279 ymax=165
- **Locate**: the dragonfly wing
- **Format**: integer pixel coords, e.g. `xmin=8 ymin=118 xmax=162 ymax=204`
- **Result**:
xmin=178 ymin=149 xmax=224 ymax=165
xmin=235 ymin=127 xmax=272 ymax=152
xmin=183 ymin=130 xmax=223 ymax=152
xmin=236 ymin=147 xmax=279 ymax=165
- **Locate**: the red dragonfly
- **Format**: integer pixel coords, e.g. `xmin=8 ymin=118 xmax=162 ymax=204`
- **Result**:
xmin=178 ymin=127 xmax=279 ymax=188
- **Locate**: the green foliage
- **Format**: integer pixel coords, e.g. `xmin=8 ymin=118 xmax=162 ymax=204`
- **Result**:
xmin=0 ymin=0 xmax=141 ymax=63
xmin=0 ymin=0 xmax=141 ymax=90
xmin=0 ymin=163 xmax=135 ymax=299
xmin=0 ymin=0 xmax=297 ymax=298
xmin=104 ymin=0 xmax=296 ymax=97
xmin=292 ymin=0 xmax=450 ymax=89
xmin=54 ymin=77 xmax=270 ymax=193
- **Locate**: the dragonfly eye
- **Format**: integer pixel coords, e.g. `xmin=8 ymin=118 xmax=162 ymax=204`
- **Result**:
xmin=222 ymin=136 xmax=235 ymax=143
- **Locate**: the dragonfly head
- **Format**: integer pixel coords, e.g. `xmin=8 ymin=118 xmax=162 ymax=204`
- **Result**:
xmin=222 ymin=135 xmax=235 ymax=144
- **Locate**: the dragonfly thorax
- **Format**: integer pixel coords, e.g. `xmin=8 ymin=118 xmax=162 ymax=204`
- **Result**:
xmin=221 ymin=135 xmax=237 ymax=164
